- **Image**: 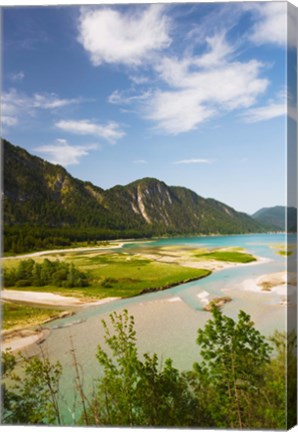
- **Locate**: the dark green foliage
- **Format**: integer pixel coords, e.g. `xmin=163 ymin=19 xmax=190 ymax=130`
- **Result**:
xmin=3 ymin=139 xmax=267 ymax=254
xmin=4 ymin=258 xmax=89 ymax=288
xmin=193 ymin=306 xmax=272 ymax=429
xmin=87 ymin=310 xmax=200 ymax=427
xmin=252 ymin=205 xmax=297 ymax=232
xmin=286 ymin=331 xmax=297 ymax=428
xmin=1 ymin=351 xmax=62 ymax=425
xmin=1 ymin=309 xmax=293 ymax=429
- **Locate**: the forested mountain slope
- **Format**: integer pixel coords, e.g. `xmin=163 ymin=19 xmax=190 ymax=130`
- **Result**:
xmin=252 ymin=206 xmax=297 ymax=232
xmin=3 ymin=139 xmax=266 ymax=252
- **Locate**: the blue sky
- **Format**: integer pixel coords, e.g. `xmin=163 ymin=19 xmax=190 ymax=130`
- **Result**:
xmin=2 ymin=2 xmax=296 ymax=214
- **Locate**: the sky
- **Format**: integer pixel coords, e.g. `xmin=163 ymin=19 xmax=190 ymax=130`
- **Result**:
xmin=2 ymin=1 xmax=297 ymax=214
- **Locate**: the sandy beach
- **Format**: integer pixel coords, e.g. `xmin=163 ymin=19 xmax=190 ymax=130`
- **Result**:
xmin=1 ymin=293 xmax=118 ymax=352
xmin=137 ymin=248 xmax=271 ymax=272
xmin=2 ymin=243 xmax=125 ymax=261
xmin=1 ymin=290 xmax=119 ymax=308
xmin=180 ymin=256 xmax=270 ymax=271
xmin=1 ymin=328 xmax=49 ymax=353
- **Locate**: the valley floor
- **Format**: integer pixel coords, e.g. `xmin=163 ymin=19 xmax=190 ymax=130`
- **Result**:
xmin=1 ymin=241 xmax=292 ymax=352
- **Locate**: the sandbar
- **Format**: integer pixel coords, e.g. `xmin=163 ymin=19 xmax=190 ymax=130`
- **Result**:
xmin=179 ymin=255 xmax=270 ymax=272
xmin=240 ymin=271 xmax=296 ymax=305
xmin=1 ymin=290 xmax=118 ymax=308
xmin=1 ymin=293 xmax=119 ymax=352
xmin=1 ymin=328 xmax=49 ymax=353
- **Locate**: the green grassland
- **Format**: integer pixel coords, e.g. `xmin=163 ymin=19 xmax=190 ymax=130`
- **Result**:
xmin=270 ymin=243 xmax=296 ymax=257
xmin=2 ymin=252 xmax=210 ymax=330
xmin=2 ymin=302 xmax=62 ymax=330
xmin=3 ymin=251 xmax=211 ymax=299
xmin=194 ymin=250 xmax=256 ymax=263
xmin=277 ymin=250 xmax=293 ymax=256
xmin=2 ymin=246 xmax=257 ymax=331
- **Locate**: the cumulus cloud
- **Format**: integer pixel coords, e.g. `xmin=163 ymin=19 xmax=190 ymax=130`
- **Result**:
xmin=145 ymin=41 xmax=268 ymax=134
xmin=78 ymin=5 xmax=171 ymax=66
xmin=81 ymin=4 xmax=286 ymax=136
xmin=34 ymin=139 xmax=98 ymax=166
xmin=108 ymin=29 xmax=268 ymax=134
xmin=146 ymin=89 xmax=215 ymax=134
xmin=55 ymin=119 xmax=125 ymax=143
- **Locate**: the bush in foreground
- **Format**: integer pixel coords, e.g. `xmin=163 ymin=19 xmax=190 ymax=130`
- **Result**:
xmin=1 ymin=308 xmax=295 ymax=428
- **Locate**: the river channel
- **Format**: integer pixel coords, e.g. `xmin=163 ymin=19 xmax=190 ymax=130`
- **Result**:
xmin=21 ymin=233 xmax=296 ymax=424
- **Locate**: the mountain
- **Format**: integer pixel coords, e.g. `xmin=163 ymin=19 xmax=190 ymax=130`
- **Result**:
xmin=3 ymin=139 xmax=266 ymax=252
xmin=252 ymin=206 xmax=297 ymax=232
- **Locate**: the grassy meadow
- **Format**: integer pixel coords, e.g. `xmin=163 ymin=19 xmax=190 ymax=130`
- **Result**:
xmin=2 ymin=245 xmax=257 ymax=330
xmin=195 ymin=250 xmax=256 ymax=263
xmin=2 ymin=303 xmax=62 ymax=331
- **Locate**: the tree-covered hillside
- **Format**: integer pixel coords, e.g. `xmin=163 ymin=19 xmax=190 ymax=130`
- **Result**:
xmin=3 ymin=139 xmax=266 ymax=253
xmin=252 ymin=206 xmax=297 ymax=232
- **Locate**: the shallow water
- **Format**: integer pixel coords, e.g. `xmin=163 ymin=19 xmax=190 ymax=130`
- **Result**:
xmin=22 ymin=233 xmax=295 ymax=424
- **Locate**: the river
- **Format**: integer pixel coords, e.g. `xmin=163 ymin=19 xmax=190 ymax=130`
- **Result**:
xmin=22 ymin=233 xmax=296 ymax=424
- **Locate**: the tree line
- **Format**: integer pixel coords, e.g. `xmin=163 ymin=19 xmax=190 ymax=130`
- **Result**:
xmin=4 ymin=258 xmax=89 ymax=288
xmin=1 ymin=307 xmax=296 ymax=428
xmin=3 ymin=225 xmax=158 ymax=255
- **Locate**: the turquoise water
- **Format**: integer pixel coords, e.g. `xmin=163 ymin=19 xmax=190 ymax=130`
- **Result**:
xmin=43 ymin=233 xmax=289 ymax=324
xmin=23 ymin=233 xmax=295 ymax=424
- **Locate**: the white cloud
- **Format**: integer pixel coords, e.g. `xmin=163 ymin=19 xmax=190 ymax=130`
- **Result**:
xmin=1 ymin=89 xmax=27 ymax=127
xmin=107 ymin=30 xmax=268 ymax=135
xmin=77 ymin=5 xmax=285 ymax=137
xmin=133 ymin=159 xmax=147 ymax=164
xmin=146 ymin=89 xmax=215 ymax=134
xmin=129 ymin=75 xmax=150 ymax=85
xmin=242 ymin=101 xmax=286 ymax=123
xmin=185 ymin=3 xmax=244 ymax=46
xmin=242 ymin=90 xmax=295 ymax=123
xmin=108 ymin=89 xmax=151 ymax=105
xmin=247 ymin=3 xmax=287 ymax=46
xmin=78 ymin=5 xmax=171 ymax=66
xmin=1 ymin=88 xmax=81 ymax=128
xmin=145 ymin=44 xmax=268 ymax=134
xmin=55 ymin=119 xmax=125 ymax=143
xmin=173 ymin=158 xmax=213 ymax=165
xmin=9 ymin=71 xmax=25 ymax=82
xmin=2 ymin=115 xmax=18 ymax=127
xmin=32 ymin=93 xmax=81 ymax=109
xmin=193 ymin=33 xmax=235 ymax=69
xmin=34 ymin=139 xmax=98 ymax=166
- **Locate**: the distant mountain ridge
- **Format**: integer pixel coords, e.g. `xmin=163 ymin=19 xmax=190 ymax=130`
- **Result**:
xmin=3 ymin=139 xmax=266 ymax=245
xmin=252 ymin=206 xmax=297 ymax=232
